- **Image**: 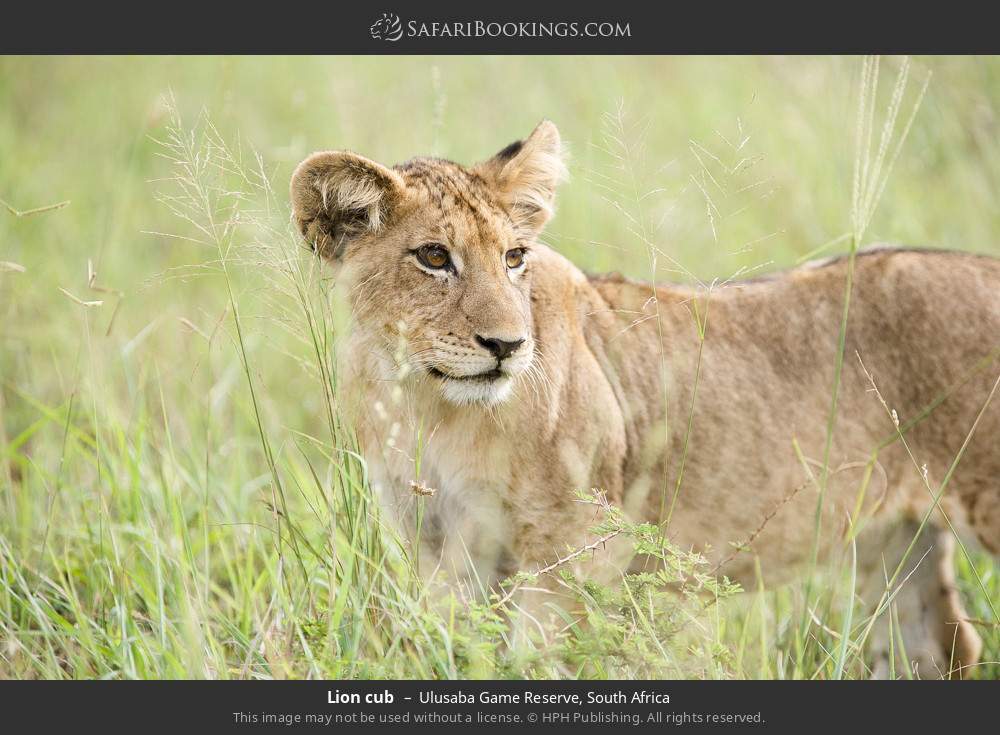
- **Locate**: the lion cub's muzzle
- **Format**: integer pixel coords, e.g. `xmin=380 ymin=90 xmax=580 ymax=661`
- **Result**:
xmin=426 ymin=332 xmax=534 ymax=406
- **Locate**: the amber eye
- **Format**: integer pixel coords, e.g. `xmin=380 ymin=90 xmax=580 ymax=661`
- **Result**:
xmin=505 ymin=248 xmax=525 ymax=269
xmin=416 ymin=244 xmax=451 ymax=270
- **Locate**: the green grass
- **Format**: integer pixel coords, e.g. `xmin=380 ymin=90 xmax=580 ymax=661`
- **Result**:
xmin=1 ymin=55 xmax=998 ymax=680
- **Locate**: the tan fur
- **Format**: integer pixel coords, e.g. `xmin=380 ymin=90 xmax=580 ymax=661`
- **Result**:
xmin=291 ymin=122 xmax=999 ymax=679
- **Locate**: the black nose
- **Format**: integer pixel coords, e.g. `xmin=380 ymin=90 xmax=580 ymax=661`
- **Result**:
xmin=475 ymin=335 xmax=524 ymax=360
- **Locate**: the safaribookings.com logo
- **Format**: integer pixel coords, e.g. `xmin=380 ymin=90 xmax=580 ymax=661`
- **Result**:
xmin=370 ymin=13 xmax=404 ymax=41
xmin=369 ymin=13 xmax=631 ymax=42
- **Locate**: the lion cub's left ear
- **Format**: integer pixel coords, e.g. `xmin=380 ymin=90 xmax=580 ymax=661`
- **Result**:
xmin=290 ymin=150 xmax=405 ymax=260
xmin=476 ymin=120 xmax=568 ymax=237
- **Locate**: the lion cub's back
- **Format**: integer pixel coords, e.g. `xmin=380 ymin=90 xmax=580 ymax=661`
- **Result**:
xmin=586 ymin=247 xmax=1000 ymax=554
xmin=846 ymin=248 xmax=1000 ymax=552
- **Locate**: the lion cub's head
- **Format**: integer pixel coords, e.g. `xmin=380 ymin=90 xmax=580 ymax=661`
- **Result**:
xmin=290 ymin=121 xmax=566 ymax=405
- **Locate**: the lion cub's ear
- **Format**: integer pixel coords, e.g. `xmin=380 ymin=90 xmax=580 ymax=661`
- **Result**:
xmin=477 ymin=120 xmax=567 ymax=237
xmin=290 ymin=151 xmax=405 ymax=259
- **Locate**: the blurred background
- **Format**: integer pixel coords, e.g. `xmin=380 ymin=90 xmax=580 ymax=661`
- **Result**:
xmin=1 ymin=56 xmax=998 ymax=678
xmin=4 ymin=55 xmax=1000 ymax=369
xmin=4 ymin=56 xmax=1000 ymax=377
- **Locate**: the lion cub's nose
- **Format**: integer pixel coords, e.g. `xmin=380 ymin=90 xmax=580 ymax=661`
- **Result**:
xmin=475 ymin=335 xmax=525 ymax=361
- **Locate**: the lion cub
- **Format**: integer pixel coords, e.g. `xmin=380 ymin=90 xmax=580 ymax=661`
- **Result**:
xmin=292 ymin=121 xmax=999 ymax=679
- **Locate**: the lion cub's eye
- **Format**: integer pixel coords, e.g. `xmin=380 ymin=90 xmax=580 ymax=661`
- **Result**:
xmin=416 ymin=244 xmax=452 ymax=270
xmin=505 ymin=248 xmax=526 ymax=269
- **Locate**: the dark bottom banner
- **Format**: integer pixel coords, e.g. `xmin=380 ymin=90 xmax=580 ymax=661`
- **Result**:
xmin=1 ymin=680 xmax=993 ymax=731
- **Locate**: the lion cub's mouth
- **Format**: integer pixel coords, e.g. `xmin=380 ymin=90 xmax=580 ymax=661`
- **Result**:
xmin=428 ymin=366 xmax=505 ymax=383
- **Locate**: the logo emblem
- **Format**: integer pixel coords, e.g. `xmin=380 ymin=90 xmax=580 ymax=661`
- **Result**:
xmin=370 ymin=13 xmax=403 ymax=41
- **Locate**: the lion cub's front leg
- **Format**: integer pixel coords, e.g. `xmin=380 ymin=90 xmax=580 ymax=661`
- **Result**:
xmin=858 ymin=520 xmax=982 ymax=679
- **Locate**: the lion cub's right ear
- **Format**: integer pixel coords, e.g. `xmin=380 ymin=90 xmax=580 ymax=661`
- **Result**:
xmin=290 ymin=151 xmax=405 ymax=260
xmin=476 ymin=120 xmax=567 ymax=238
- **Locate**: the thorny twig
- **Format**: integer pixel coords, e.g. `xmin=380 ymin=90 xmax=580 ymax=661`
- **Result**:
xmin=491 ymin=527 xmax=625 ymax=610
xmin=490 ymin=491 xmax=624 ymax=610
xmin=710 ymin=479 xmax=810 ymax=576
